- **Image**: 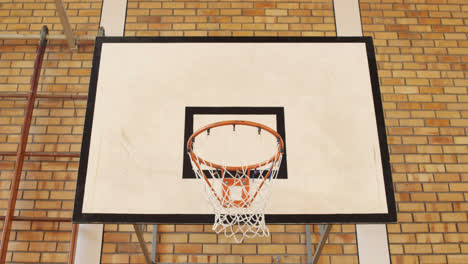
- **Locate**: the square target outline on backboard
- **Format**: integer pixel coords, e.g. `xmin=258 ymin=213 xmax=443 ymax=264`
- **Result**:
xmin=182 ymin=107 xmax=288 ymax=179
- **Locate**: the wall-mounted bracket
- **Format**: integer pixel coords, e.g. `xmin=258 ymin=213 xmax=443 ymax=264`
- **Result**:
xmin=98 ymin=27 xmax=106 ymax=37
xmin=134 ymin=224 xmax=154 ymax=264
xmin=311 ymin=224 xmax=332 ymax=264
xmin=55 ymin=0 xmax=77 ymax=51
xmin=307 ymin=224 xmax=332 ymax=264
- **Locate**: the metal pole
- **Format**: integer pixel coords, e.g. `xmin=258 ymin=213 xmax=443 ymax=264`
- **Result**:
xmin=311 ymin=224 xmax=332 ymax=264
xmin=306 ymin=225 xmax=313 ymax=263
xmin=68 ymin=224 xmax=79 ymax=264
xmin=0 ymin=93 xmax=88 ymax=100
xmin=0 ymin=152 xmax=81 ymax=158
xmin=0 ymin=34 xmax=95 ymax=42
xmin=152 ymin=224 xmax=157 ymax=262
xmin=0 ymin=216 xmax=71 ymax=222
xmin=55 ymin=0 xmax=77 ymax=50
xmin=133 ymin=224 xmax=153 ymax=264
xmin=37 ymin=94 xmax=88 ymax=100
xmin=0 ymin=25 xmax=49 ymax=263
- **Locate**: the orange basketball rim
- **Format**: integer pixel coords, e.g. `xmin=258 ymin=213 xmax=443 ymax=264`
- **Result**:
xmin=187 ymin=120 xmax=284 ymax=207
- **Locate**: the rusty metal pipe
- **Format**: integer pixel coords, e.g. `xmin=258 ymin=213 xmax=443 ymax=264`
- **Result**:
xmin=0 ymin=33 xmax=95 ymax=41
xmin=36 ymin=94 xmax=88 ymax=100
xmin=68 ymin=223 xmax=79 ymax=264
xmin=0 ymin=26 xmax=49 ymax=263
xmin=0 ymin=93 xmax=88 ymax=100
xmin=25 ymin=152 xmax=81 ymax=158
xmin=0 ymin=152 xmax=81 ymax=158
xmin=0 ymin=216 xmax=72 ymax=222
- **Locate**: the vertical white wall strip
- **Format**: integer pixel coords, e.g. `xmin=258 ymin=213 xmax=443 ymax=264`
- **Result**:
xmin=333 ymin=0 xmax=363 ymax=37
xmin=100 ymin=0 xmax=128 ymax=36
xmin=356 ymin=224 xmax=391 ymax=263
xmin=75 ymin=0 xmax=128 ymax=263
xmin=75 ymin=224 xmax=104 ymax=264
xmin=333 ymin=0 xmax=391 ymax=263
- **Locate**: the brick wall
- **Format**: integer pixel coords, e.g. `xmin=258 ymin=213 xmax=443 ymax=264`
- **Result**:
xmin=0 ymin=0 xmax=102 ymax=35
xmin=0 ymin=0 xmax=100 ymax=262
xmin=0 ymin=0 xmax=467 ymax=263
xmin=125 ymin=0 xmax=336 ymax=37
xmin=0 ymin=45 xmax=92 ymax=263
xmin=361 ymin=0 xmax=468 ymax=263
xmin=102 ymin=224 xmax=358 ymax=263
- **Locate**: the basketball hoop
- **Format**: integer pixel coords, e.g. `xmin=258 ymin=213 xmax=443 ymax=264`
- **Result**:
xmin=187 ymin=120 xmax=284 ymax=242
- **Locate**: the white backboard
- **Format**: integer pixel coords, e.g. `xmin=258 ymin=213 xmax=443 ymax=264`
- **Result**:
xmin=74 ymin=37 xmax=396 ymax=223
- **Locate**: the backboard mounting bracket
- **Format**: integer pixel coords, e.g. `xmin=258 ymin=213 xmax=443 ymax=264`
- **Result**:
xmin=133 ymin=224 xmax=154 ymax=264
xmin=310 ymin=224 xmax=332 ymax=264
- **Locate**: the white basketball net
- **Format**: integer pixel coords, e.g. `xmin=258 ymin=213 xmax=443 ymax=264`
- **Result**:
xmin=187 ymin=121 xmax=283 ymax=242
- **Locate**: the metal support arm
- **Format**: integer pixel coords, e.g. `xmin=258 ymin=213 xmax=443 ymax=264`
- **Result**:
xmin=152 ymin=224 xmax=158 ymax=263
xmin=311 ymin=224 xmax=332 ymax=264
xmin=55 ymin=0 xmax=77 ymax=50
xmin=134 ymin=224 xmax=154 ymax=264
